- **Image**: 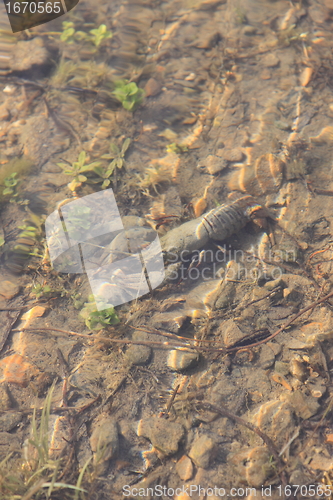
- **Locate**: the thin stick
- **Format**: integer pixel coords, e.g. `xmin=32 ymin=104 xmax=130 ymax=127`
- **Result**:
xmin=12 ymin=327 xmax=195 ymax=350
xmin=160 ymin=384 xmax=180 ymax=418
xmin=13 ymin=289 xmax=333 ymax=354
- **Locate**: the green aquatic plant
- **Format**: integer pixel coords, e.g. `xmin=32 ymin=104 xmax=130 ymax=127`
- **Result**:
xmin=59 ymin=21 xmax=112 ymax=49
xmin=2 ymin=172 xmax=19 ymax=200
xmin=0 ymin=384 xmax=87 ymax=500
xmin=0 ymin=156 xmax=34 ymax=205
xmin=5 ymin=215 xmax=45 ymax=273
xmin=97 ymin=138 xmax=131 ymax=188
xmin=65 ymin=205 xmax=92 ymax=240
xmin=60 ymin=21 xmax=76 ymax=43
xmin=165 ymin=142 xmax=188 ymax=154
xmin=58 ymin=151 xmax=101 ymax=192
xmin=31 ymin=282 xmax=68 ymax=300
xmin=234 ymin=6 xmax=247 ymax=24
xmin=112 ymin=80 xmax=144 ymax=111
xmin=80 ymin=295 xmax=119 ymax=330
xmin=89 ymin=24 xmax=113 ymax=47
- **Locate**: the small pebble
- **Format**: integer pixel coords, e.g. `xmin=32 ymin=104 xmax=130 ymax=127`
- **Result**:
xmin=167 ymin=350 xmax=199 ymax=371
xmin=124 ymin=344 xmax=152 ymax=366
xmin=11 ymin=38 xmax=49 ymax=71
xmin=217 ymin=148 xmax=243 ymax=163
xmin=0 ymin=354 xmax=40 ymax=387
xmin=0 ymin=280 xmax=20 ymax=300
xmin=274 ymin=361 xmax=290 ymax=376
xmin=283 ymin=391 xmax=319 ymax=420
xmin=245 ymin=446 xmax=271 ymax=487
xmin=176 ymin=455 xmax=194 ymax=480
xmin=0 ymin=386 xmax=12 ymax=410
xmin=0 ymin=431 xmax=20 ymax=455
xmin=137 ymin=417 xmax=184 ymax=456
xmin=259 ymin=344 xmax=275 ymax=369
xmin=90 ymin=417 xmax=119 ymax=474
xmin=204 ymin=155 xmax=227 ymax=175
xmin=262 ymin=53 xmax=280 ymax=68
xmin=0 ymin=412 xmax=22 ymax=432
xmin=144 ymin=78 xmax=161 ymax=97
xmin=221 ymin=319 xmax=245 ymax=348
xmin=283 ymin=287 xmax=303 ymax=304
xmin=188 ymin=434 xmax=216 ymax=468
xmin=289 ymin=358 xmax=308 ymax=382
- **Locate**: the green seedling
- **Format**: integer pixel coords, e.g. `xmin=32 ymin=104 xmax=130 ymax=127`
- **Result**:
xmin=58 ymin=151 xmax=101 ymax=192
xmin=65 ymin=205 xmax=92 ymax=240
xmin=71 ymin=292 xmax=84 ymax=310
xmin=59 ymin=21 xmax=112 ymax=49
xmin=96 ymin=138 xmax=131 ymax=188
xmin=13 ymin=222 xmax=42 ymax=257
xmin=89 ymin=24 xmax=113 ymax=47
xmin=0 ymin=157 xmax=34 ymax=205
xmin=80 ymin=295 xmax=119 ymax=330
xmin=2 ymin=172 xmax=19 ymax=202
xmin=31 ymin=282 xmax=67 ymax=300
xmin=112 ymin=80 xmax=144 ymax=111
xmin=165 ymin=142 xmax=188 ymax=154
xmin=60 ymin=21 xmax=76 ymax=43
xmin=234 ymin=6 xmax=247 ymax=24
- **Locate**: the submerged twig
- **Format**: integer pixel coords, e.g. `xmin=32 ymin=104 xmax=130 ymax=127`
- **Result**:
xmin=43 ymin=97 xmax=82 ymax=146
xmin=12 ymin=291 xmax=333 ymax=354
xmin=12 ymin=289 xmax=333 ymax=354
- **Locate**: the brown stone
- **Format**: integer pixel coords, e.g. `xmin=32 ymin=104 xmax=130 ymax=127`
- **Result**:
xmin=189 ymin=435 xmax=216 ymax=468
xmin=176 ymin=455 xmax=194 ymax=480
xmin=138 ymin=417 xmax=184 ymax=456
xmin=145 ymin=78 xmax=162 ymax=97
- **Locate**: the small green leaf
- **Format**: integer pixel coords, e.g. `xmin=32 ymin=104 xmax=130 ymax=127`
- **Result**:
xmin=77 ymin=151 xmax=86 ymax=166
xmin=105 ymin=168 xmax=115 ymax=177
xmin=101 ymin=153 xmax=113 ymax=160
xmin=121 ymin=138 xmax=131 ymax=154
xmin=62 ymin=21 xmax=74 ymax=30
xmin=92 ymin=166 xmax=104 ymax=177
xmin=123 ymin=100 xmax=134 ymax=111
xmin=109 ymin=159 xmax=117 ymax=170
xmin=86 ymin=161 xmax=101 ymax=170
xmin=110 ymin=143 xmax=120 ymax=155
